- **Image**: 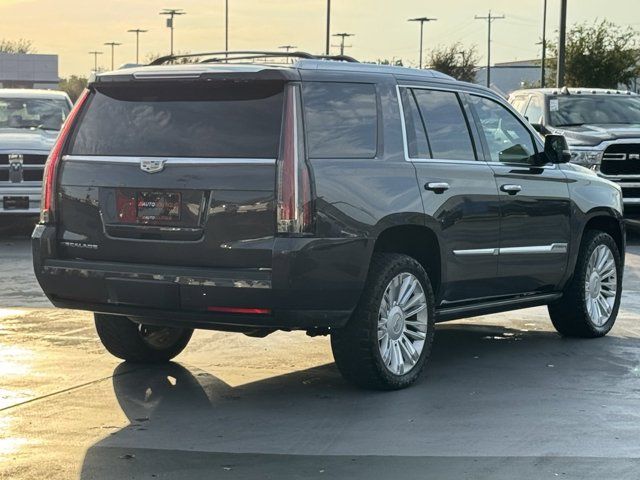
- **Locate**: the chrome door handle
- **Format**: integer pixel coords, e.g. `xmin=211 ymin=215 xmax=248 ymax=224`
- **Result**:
xmin=425 ymin=182 xmax=450 ymax=193
xmin=500 ymin=184 xmax=522 ymax=194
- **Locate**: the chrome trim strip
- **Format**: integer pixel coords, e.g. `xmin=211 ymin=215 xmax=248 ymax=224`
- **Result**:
xmin=499 ymin=243 xmax=568 ymax=255
xmin=623 ymin=198 xmax=640 ymax=204
xmin=63 ymin=155 xmax=276 ymax=165
xmin=453 ymin=248 xmax=499 ymax=256
xmin=453 ymin=243 xmax=568 ymax=256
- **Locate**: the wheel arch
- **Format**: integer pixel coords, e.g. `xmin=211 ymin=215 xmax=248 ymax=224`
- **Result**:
xmin=370 ymin=222 xmax=442 ymax=299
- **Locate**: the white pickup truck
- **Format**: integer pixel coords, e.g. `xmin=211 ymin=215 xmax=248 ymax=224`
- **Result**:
xmin=0 ymin=89 xmax=72 ymax=215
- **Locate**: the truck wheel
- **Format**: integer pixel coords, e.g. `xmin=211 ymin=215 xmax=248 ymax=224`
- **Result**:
xmin=94 ymin=313 xmax=193 ymax=362
xmin=331 ymin=253 xmax=435 ymax=390
xmin=548 ymin=231 xmax=622 ymax=338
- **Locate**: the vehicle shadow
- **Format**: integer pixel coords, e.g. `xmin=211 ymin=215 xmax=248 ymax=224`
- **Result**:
xmin=79 ymin=322 xmax=640 ymax=479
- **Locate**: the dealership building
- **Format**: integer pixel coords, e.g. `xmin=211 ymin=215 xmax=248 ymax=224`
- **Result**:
xmin=0 ymin=53 xmax=59 ymax=89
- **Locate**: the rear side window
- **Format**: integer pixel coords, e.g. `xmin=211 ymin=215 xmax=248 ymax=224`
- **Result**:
xmin=302 ymin=82 xmax=377 ymax=159
xmin=412 ymin=89 xmax=476 ymax=160
xmin=69 ymin=81 xmax=284 ymax=158
xmin=400 ymin=88 xmax=430 ymax=158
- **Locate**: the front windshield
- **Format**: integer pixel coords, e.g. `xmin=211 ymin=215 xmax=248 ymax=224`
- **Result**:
xmin=0 ymin=97 xmax=70 ymax=131
xmin=549 ymin=95 xmax=640 ymax=127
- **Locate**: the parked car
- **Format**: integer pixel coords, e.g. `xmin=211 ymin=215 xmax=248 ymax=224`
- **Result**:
xmin=33 ymin=53 xmax=625 ymax=390
xmin=509 ymin=87 xmax=640 ymax=228
xmin=0 ymin=89 xmax=72 ymax=216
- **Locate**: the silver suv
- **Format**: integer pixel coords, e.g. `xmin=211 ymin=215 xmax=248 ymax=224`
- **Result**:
xmin=0 ymin=89 xmax=72 ymax=215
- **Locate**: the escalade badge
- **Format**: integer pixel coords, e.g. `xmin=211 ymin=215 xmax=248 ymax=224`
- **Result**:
xmin=140 ymin=159 xmax=166 ymax=173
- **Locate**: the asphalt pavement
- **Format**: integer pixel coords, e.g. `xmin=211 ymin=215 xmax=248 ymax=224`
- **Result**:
xmin=1 ymin=222 xmax=639 ymax=479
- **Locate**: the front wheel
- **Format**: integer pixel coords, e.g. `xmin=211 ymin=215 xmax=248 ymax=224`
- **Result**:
xmin=548 ymin=231 xmax=623 ymax=338
xmin=94 ymin=313 xmax=193 ymax=362
xmin=331 ymin=253 xmax=435 ymax=390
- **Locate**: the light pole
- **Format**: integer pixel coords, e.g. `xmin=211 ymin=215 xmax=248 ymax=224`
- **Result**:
xmin=475 ymin=11 xmax=505 ymax=87
xmin=325 ymin=0 xmax=331 ymax=55
xmin=104 ymin=42 xmax=122 ymax=70
xmin=88 ymin=51 xmax=103 ymax=73
xmin=160 ymin=8 xmax=186 ymax=56
xmin=127 ymin=29 xmax=148 ymax=64
xmin=540 ymin=0 xmax=547 ymax=87
xmin=408 ymin=17 xmax=437 ymax=69
xmin=557 ymin=0 xmax=568 ymax=87
xmin=332 ymin=33 xmax=354 ymax=56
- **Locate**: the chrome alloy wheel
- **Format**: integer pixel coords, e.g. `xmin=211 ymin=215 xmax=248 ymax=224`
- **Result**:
xmin=584 ymin=244 xmax=617 ymax=327
xmin=138 ymin=324 xmax=185 ymax=350
xmin=378 ymin=272 xmax=428 ymax=376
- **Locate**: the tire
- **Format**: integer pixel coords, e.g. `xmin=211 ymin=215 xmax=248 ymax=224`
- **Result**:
xmin=548 ymin=230 xmax=622 ymax=338
xmin=331 ymin=253 xmax=436 ymax=390
xmin=94 ymin=313 xmax=193 ymax=362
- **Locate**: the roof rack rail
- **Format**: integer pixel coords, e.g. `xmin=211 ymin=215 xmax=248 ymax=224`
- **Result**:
xmin=149 ymin=50 xmax=359 ymax=66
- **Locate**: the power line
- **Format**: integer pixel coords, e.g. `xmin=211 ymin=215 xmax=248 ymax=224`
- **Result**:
xmin=474 ymin=11 xmax=505 ymax=88
xmin=127 ymin=29 xmax=148 ymax=64
xmin=88 ymin=51 xmax=103 ymax=73
xmin=408 ymin=17 xmax=437 ymax=69
xmin=159 ymin=8 xmax=186 ymax=56
xmin=103 ymin=41 xmax=122 ymax=70
xmin=332 ymin=32 xmax=354 ymax=56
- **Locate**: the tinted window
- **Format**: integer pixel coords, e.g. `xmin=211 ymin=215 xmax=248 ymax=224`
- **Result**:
xmin=69 ymin=82 xmax=284 ymax=158
xmin=525 ymin=96 xmax=544 ymax=124
xmin=549 ymin=95 xmax=640 ymax=127
xmin=302 ymin=82 xmax=377 ymax=158
xmin=400 ymin=88 xmax=430 ymax=158
xmin=470 ymin=95 xmax=536 ymax=164
xmin=412 ymin=89 xmax=476 ymax=160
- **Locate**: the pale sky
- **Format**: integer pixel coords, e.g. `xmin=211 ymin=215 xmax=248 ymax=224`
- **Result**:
xmin=2 ymin=0 xmax=640 ymax=77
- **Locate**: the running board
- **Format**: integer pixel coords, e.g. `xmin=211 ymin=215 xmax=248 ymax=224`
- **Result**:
xmin=435 ymin=292 xmax=563 ymax=323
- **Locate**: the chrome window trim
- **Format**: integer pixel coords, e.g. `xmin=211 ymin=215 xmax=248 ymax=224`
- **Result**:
xmin=453 ymin=243 xmax=568 ymax=256
xmin=396 ymin=84 xmax=557 ymax=169
xmin=62 ymin=155 xmax=276 ymax=165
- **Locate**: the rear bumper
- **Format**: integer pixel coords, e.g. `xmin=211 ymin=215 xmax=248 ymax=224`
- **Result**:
xmin=0 ymin=185 xmax=40 ymax=215
xmin=32 ymin=225 xmax=369 ymax=331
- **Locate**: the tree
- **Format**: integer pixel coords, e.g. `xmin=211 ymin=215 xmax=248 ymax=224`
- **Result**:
xmin=59 ymin=76 xmax=88 ymax=102
xmin=427 ymin=43 xmax=479 ymax=82
xmin=548 ymin=20 xmax=640 ymax=88
xmin=145 ymin=51 xmax=200 ymax=64
xmin=0 ymin=39 xmax=35 ymax=54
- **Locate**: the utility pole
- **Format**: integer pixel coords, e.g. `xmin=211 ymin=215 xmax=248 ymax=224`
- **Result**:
xmin=408 ymin=17 xmax=437 ymax=69
xmin=104 ymin=42 xmax=122 ymax=70
xmin=332 ymin=33 xmax=354 ymax=56
xmin=540 ymin=0 xmax=547 ymax=87
xmin=557 ymin=0 xmax=568 ymax=87
xmin=88 ymin=51 xmax=103 ymax=73
xmin=475 ymin=11 xmax=505 ymax=88
xmin=225 ymin=0 xmax=229 ymax=60
xmin=278 ymin=45 xmax=297 ymax=52
xmin=127 ymin=29 xmax=148 ymax=64
xmin=160 ymin=8 xmax=186 ymax=56
xmin=325 ymin=0 xmax=331 ymax=55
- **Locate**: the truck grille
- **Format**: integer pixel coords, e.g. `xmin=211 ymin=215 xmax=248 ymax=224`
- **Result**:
xmin=600 ymin=144 xmax=640 ymax=176
xmin=0 ymin=154 xmax=47 ymax=183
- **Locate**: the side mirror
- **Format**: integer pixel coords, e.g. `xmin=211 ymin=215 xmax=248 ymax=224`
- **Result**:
xmin=544 ymin=134 xmax=571 ymax=164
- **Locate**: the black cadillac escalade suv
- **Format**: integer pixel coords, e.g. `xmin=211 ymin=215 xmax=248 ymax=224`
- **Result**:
xmin=33 ymin=52 xmax=625 ymax=390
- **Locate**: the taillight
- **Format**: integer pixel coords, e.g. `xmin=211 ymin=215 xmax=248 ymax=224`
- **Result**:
xmin=40 ymin=88 xmax=90 ymax=224
xmin=276 ymin=84 xmax=314 ymax=234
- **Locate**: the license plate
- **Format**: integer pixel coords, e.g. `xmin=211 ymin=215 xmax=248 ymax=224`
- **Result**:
xmin=136 ymin=191 xmax=181 ymax=223
xmin=3 ymin=196 xmax=29 ymax=210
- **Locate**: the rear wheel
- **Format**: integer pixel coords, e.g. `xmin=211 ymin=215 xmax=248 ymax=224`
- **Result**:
xmin=94 ymin=313 xmax=193 ymax=362
xmin=331 ymin=253 xmax=435 ymax=390
xmin=548 ymin=231 xmax=622 ymax=338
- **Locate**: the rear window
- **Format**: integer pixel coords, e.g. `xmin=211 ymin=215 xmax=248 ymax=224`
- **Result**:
xmin=302 ymin=82 xmax=378 ymax=159
xmin=69 ymin=81 xmax=284 ymax=158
